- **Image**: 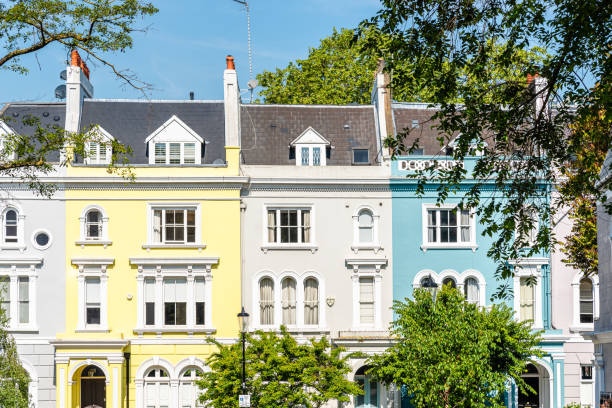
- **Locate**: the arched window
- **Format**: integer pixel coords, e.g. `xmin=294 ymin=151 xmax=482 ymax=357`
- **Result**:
xmin=442 ymin=277 xmax=456 ymax=289
xmin=179 ymin=368 xmax=203 ymax=408
xmin=259 ymin=278 xmax=274 ymax=325
xmin=281 ymin=277 xmax=297 ymax=325
xmin=144 ymin=368 xmax=170 ymax=408
xmin=580 ymin=278 xmax=594 ymax=323
xmin=358 ymin=209 xmax=374 ymax=243
xmin=85 ymin=209 xmax=103 ymax=240
xmin=304 ymin=278 xmax=319 ymax=325
xmin=4 ymin=208 xmax=18 ymax=243
xmin=464 ymin=278 xmax=479 ymax=304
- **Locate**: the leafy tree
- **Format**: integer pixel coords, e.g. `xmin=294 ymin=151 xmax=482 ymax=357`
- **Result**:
xmin=368 ymin=286 xmax=542 ymax=408
xmin=0 ymin=300 xmax=30 ymax=408
xmin=197 ymin=327 xmax=361 ymax=408
xmin=359 ymin=0 xmax=611 ymax=289
xmin=0 ymin=0 xmax=157 ymax=195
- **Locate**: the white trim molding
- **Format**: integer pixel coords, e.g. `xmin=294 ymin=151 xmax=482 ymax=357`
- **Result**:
xmin=346 ymin=258 xmax=388 ymax=330
xmin=252 ymin=270 xmax=326 ymax=331
xmin=420 ymin=203 xmax=477 ymax=252
xmin=78 ymin=204 xmax=110 ymax=245
xmin=130 ymin=257 xmax=218 ymax=334
xmin=570 ymin=271 xmax=599 ymax=332
xmin=71 ymin=258 xmax=115 ymax=332
xmin=0 ymin=257 xmax=42 ymax=331
xmin=351 ymin=205 xmax=382 ymax=253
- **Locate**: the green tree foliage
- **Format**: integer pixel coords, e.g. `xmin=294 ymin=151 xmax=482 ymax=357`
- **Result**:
xmin=0 ymin=301 xmax=30 ymax=408
xmin=359 ymin=0 xmax=611 ymax=290
xmin=197 ymin=327 xmax=361 ymax=408
xmin=0 ymin=0 xmax=156 ymax=195
xmin=368 ymin=286 xmax=542 ymax=408
xmin=559 ymin=109 xmax=610 ymax=276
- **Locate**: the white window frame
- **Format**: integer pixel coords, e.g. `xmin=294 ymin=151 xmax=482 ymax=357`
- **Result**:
xmin=144 ymin=203 xmax=205 ymax=249
xmin=421 ymin=204 xmax=477 ymax=251
xmin=261 ymin=204 xmax=317 ymax=251
xmin=511 ymin=261 xmax=546 ymax=329
xmin=77 ymin=205 xmax=111 ymax=247
xmin=252 ymin=271 xmax=325 ymax=331
xmin=347 ymin=259 xmax=387 ymax=330
xmin=0 ymin=258 xmax=41 ymax=331
xmin=72 ymin=258 xmax=113 ymax=332
xmin=0 ymin=203 xmax=26 ymax=250
xmin=84 ymin=126 xmax=114 ymax=165
xmin=131 ymin=258 xmax=217 ymax=334
xmin=351 ymin=206 xmax=382 ymax=253
xmin=412 ymin=269 xmax=487 ymax=307
xmin=571 ymin=272 xmax=599 ymax=332
xmin=145 ymin=115 xmax=203 ymax=165
xmin=290 ymin=126 xmax=330 ymax=167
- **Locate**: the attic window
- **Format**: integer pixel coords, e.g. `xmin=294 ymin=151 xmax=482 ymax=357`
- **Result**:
xmin=145 ymin=115 xmax=203 ymax=165
xmin=291 ymin=127 xmax=330 ymax=167
xmin=154 ymin=142 xmax=196 ymax=164
xmin=353 ymin=149 xmax=369 ymax=164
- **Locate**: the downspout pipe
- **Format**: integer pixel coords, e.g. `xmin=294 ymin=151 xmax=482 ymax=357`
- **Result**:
xmin=124 ymin=352 xmax=131 ymax=408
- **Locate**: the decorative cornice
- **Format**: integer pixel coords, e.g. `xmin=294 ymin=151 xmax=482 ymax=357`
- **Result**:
xmin=71 ymin=258 xmax=115 ymax=265
xmin=129 ymin=257 xmax=219 ymax=266
xmin=50 ymin=339 xmax=129 ymax=349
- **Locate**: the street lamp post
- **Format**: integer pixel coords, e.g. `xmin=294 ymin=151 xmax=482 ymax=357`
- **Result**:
xmin=237 ymin=307 xmax=250 ymax=406
xmin=421 ymin=274 xmax=439 ymax=304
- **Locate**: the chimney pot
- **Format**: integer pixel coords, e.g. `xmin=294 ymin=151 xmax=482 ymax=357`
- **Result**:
xmin=189 ymin=91 xmax=194 ymax=100
xmin=226 ymin=55 xmax=235 ymax=70
xmin=70 ymin=49 xmax=90 ymax=79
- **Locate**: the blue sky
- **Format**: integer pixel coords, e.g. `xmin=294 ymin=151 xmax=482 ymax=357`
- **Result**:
xmin=1 ymin=0 xmax=381 ymax=104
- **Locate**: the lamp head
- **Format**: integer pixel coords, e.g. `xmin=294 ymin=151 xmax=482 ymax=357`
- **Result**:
xmin=237 ymin=306 xmax=250 ymax=333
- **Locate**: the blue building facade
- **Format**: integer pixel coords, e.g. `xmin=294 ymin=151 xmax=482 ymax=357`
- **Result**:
xmin=390 ymin=153 xmax=566 ymax=408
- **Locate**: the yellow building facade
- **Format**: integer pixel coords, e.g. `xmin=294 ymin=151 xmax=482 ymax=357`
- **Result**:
xmin=53 ymin=55 xmax=244 ymax=408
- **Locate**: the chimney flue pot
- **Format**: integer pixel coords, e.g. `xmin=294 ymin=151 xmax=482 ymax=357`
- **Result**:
xmin=189 ymin=91 xmax=194 ymax=100
xmin=226 ymin=55 xmax=235 ymax=70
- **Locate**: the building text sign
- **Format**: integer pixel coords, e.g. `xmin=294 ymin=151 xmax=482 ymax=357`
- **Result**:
xmin=397 ymin=159 xmax=464 ymax=171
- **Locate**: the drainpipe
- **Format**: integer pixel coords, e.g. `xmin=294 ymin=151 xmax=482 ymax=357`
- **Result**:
xmin=124 ymin=352 xmax=131 ymax=408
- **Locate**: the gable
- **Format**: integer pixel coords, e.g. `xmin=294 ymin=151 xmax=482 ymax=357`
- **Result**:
xmin=87 ymin=125 xmax=115 ymax=142
xmin=0 ymin=120 xmax=14 ymax=137
xmin=145 ymin=114 xmax=204 ymax=144
xmin=290 ymin=126 xmax=330 ymax=146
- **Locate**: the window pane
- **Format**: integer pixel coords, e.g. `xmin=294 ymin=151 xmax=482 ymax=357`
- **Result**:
xmin=165 ymin=303 xmax=176 ymax=325
xmin=282 ymin=278 xmax=296 ymax=325
xmin=260 ymin=278 xmax=274 ymax=325
xmin=353 ymin=149 xmax=369 ymax=163
xmin=440 ymin=211 xmax=449 ymax=226
xmin=304 ymin=278 xmax=319 ymax=325
xmin=155 ymin=143 xmax=166 ymax=164
xmin=145 ymin=302 xmax=155 ymax=326
xmin=86 ymin=307 xmax=100 ymax=325
xmin=464 ymin=278 xmax=479 ymax=304
xmin=0 ymin=277 xmax=9 ymax=316
xmin=519 ymin=278 xmax=535 ymax=322
xmin=86 ymin=277 xmax=101 ymax=304
xmin=359 ymin=226 xmax=373 ymax=243
xmin=183 ymin=143 xmax=196 ymax=164
xmin=195 ymin=302 xmax=205 ymax=325
xmin=18 ymin=277 xmax=29 ymax=324
xmin=169 ymin=143 xmax=181 ymax=164
xmin=267 ymin=210 xmax=276 ymax=243
xmin=313 ymin=147 xmax=321 ymax=166
xmin=301 ymin=210 xmax=311 ymax=243
xmin=6 ymin=210 xmax=16 ymax=221
xmin=176 ymin=302 xmax=187 ymax=325
xmin=301 ymin=147 xmax=309 ymax=165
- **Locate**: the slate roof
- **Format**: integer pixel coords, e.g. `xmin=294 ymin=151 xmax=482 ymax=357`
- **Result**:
xmin=392 ymin=103 xmax=447 ymax=155
xmin=0 ymin=102 xmax=67 ymax=162
xmin=79 ymin=99 xmax=226 ymax=164
xmin=240 ymin=104 xmax=380 ymax=166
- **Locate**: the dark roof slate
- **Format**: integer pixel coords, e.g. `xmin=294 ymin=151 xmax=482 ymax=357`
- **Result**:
xmin=240 ymin=105 xmax=379 ymax=166
xmin=392 ymin=104 xmax=446 ymax=155
xmin=1 ymin=103 xmax=66 ymax=162
xmin=79 ymin=100 xmax=226 ymax=164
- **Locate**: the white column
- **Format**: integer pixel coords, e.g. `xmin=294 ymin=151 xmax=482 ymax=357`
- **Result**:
xmin=113 ymin=366 xmax=119 ymax=408
xmin=9 ymin=275 xmax=17 ymax=325
xmin=374 ymin=274 xmax=382 ymax=329
xmin=205 ymin=274 xmax=213 ymax=329
xmin=155 ymin=275 xmax=163 ymax=327
xmin=296 ymin=279 xmax=304 ymax=327
xmin=59 ymin=367 xmax=66 ymax=408
xmin=275 ymin=277 xmax=282 ymax=326
xmin=187 ymin=275 xmax=195 ymax=327
xmin=352 ymin=274 xmax=359 ymax=328
xmin=29 ymin=274 xmax=37 ymax=327
xmin=170 ymin=380 xmax=179 ymax=408
xmin=101 ymin=273 xmax=108 ymax=329
xmin=136 ymin=275 xmax=144 ymax=328
xmin=77 ymin=274 xmax=85 ymax=329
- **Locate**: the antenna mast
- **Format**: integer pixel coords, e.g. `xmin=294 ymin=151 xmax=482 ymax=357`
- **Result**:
xmin=232 ymin=0 xmax=257 ymax=103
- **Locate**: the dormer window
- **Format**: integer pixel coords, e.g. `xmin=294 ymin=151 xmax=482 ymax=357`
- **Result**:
xmin=146 ymin=115 xmax=203 ymax=165
xmin=291 ymin=127 xmax=330 ymax=167
xmin=84 ymin=126 xmax=114 ymax=165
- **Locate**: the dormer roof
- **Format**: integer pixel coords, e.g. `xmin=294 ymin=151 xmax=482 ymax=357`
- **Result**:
xmin=290 ymin=126 xmax=330 ymax=146
xmin=144 ymin=114 xmax=204 ymax=144
xmin=87 ymin=125 xmax=115 ymax=141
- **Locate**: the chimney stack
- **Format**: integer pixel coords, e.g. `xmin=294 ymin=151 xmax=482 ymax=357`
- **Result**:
xmin=223 ymin=55 xmax=241 ymax=148
xmin=528 ymin=73 xmax=549 ymax=119
xmin=65 ymin=49 xmax=93 ymax=133
xmin=372 ymin=58 xmax=393 ymax=162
